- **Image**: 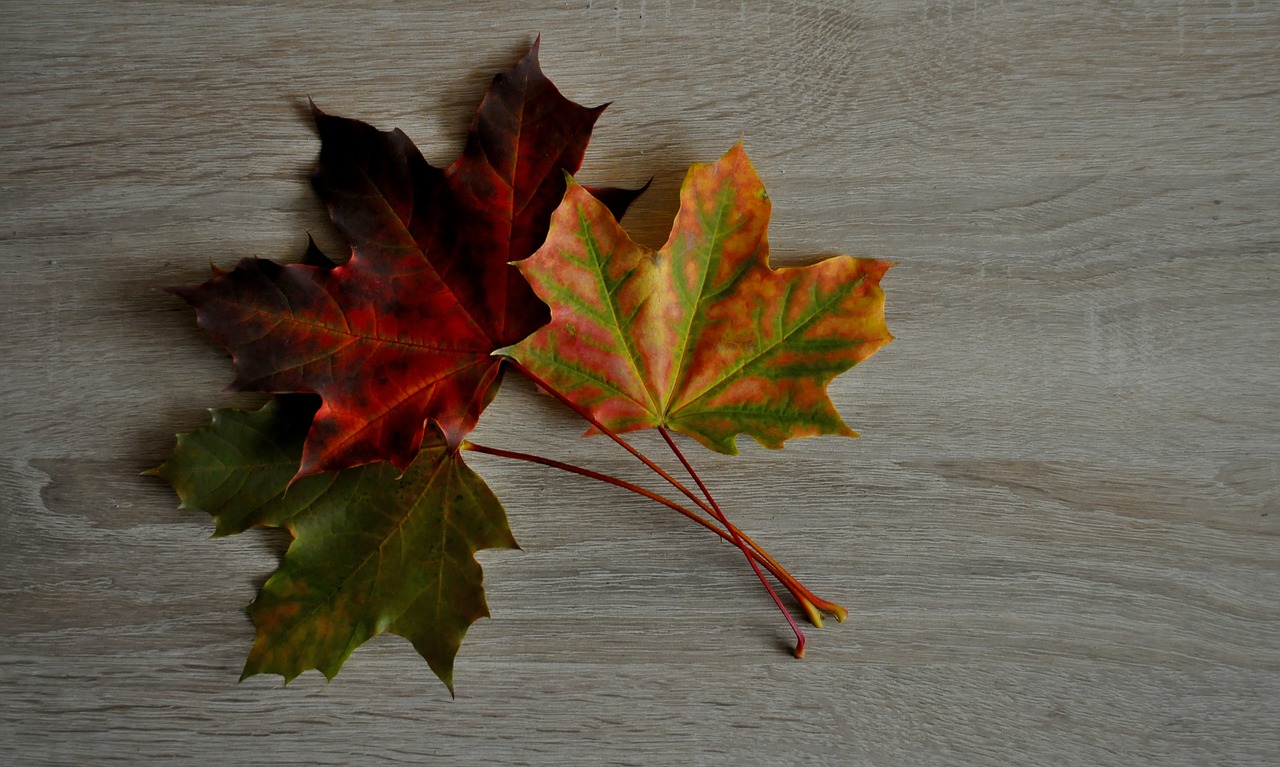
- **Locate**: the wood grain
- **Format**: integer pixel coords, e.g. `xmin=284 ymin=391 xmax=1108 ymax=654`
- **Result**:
xmin=2 ymin=1 xmax=1277 ymax=765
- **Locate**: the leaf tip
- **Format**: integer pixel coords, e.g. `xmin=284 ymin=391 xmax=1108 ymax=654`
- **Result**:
xmin=163 ymin=283 xmax=197 ymax=303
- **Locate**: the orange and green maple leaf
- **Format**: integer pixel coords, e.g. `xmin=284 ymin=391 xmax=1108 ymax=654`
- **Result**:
xmin=147 ymin=396 xmax=517 ymax=692
xmin=500 ymin=143 xmax=893 ymax=454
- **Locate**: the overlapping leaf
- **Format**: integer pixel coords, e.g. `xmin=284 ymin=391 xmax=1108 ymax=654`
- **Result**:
xmin=153 ymin=39 xmax=898 ymax=689
xmin=500 ymin=143 xmax=893 ymax=454
xmin=147 ymin=396 xmax=516 ymax=692
xmin=172 ymin=41 xmax=641 ymax=479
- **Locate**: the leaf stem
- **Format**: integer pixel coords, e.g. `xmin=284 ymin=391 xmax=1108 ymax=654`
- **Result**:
xmin=658 ymin=427 xmax=805 ymax=657
xmin=503 ymin=358 xmax=845 ymax=624
xmin=462 ymin=440 xmax=815 ymax=614
xmin=506 ymin=361 xmax=712 ymax=513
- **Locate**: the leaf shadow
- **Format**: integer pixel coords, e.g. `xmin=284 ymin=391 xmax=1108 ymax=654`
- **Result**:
xmin=246 ymin=526 xmax=294 ymax=575
xmin=115 ymin=260 xmax=290 ymax=584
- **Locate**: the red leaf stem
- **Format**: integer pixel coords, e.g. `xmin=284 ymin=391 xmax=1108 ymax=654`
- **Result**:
xmin=659 ymin=427 xmax=805 ymax=657
xmin=505 ymin=358 xmax=844 ymax=623
xmin=462 ymin=440 xmax=821 ymax=620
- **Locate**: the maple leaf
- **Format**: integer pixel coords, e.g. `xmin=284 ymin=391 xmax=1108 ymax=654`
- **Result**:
xmin=146 ymin=396 xmax=517 ymax=692
xmin=500 ymin=143 xmax=893 ymax=454
xmin=171 ymin=40 xmax=643 ymax=478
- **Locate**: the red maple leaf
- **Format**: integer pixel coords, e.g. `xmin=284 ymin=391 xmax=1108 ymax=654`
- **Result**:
xmin=173 ymin=41 xmax=641 ymax=477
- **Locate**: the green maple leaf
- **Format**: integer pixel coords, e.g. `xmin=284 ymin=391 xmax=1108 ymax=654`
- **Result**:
xmin=499 ymin=143 xmax=893 ymax=454
xmin=147 ymin=396 xmax=517 ymax=692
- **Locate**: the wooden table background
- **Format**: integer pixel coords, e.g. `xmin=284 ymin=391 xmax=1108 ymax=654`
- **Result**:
xmin=3 ymin=2 xmax=1277 ymax=765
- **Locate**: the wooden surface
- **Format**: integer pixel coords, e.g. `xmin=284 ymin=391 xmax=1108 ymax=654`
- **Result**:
xmin=3 ymin=2 xmax=1278 ymax=765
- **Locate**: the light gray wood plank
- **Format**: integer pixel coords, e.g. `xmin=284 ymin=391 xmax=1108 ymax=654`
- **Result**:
xmin=2 ymin=1 xmax=1277 ymax=765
